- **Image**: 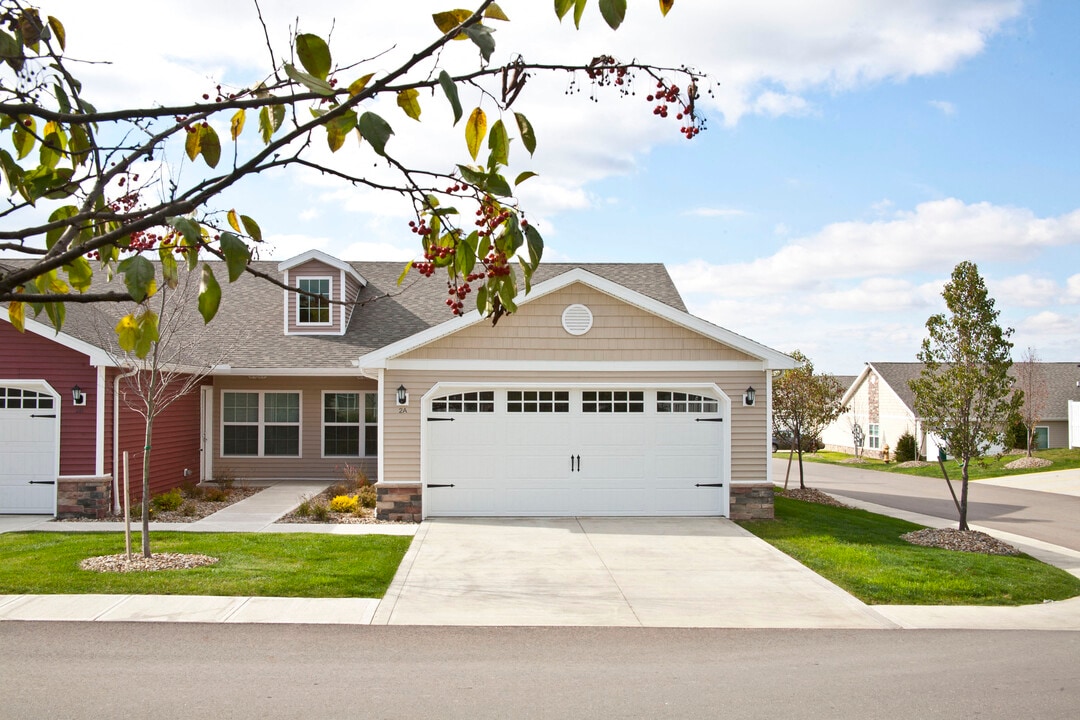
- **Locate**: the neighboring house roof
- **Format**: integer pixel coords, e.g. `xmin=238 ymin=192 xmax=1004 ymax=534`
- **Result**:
xmin=845 ymin=361 xmax=1080 ymax=422
xmin=831 ymin=375 xmax=857 ymax=392
xmin=5 ymin=258 xmax=767 ymax=373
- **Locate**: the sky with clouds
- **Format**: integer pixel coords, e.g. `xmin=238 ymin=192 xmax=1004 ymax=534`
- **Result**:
xmin=19 ymin=0 xmax=1080 ymax=373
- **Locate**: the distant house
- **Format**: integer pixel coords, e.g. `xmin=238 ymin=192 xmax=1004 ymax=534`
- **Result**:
xmin=2 ymin=251 xmax=795 ymax=520
xmin=820 ymin=361 xmax=1080 ymax=458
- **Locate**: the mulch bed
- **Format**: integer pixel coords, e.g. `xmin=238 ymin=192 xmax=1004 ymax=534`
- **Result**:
xmin=80 ymin=553 xmax=219 ymax=573
xmin=1004 ymin=457 xmax=1053 ymax=470
xmin=779 ymin=487 xmax=854 ymax=508
xmin=54 ymin=486 xmax=264 ymax=523
xmin=276 ymin=486 xmax=414 ymax=525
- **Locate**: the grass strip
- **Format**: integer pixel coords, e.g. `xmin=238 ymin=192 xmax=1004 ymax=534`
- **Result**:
xmin=739 ymin=496 xmax=1080 ymax=606
xmin=0 ymin=532 xmax=411 ymax=598
xmin=773 ymin=447 xmax=1080 ymax=480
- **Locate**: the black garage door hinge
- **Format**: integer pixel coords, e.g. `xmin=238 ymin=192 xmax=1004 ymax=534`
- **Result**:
xmin=695 ymin=483 xmax=725 ymax=488
xmin=28 ymin=480 xmax=56 ymax=485
xmin=695 ymin=417 xmax=723 ymax=422
xmin=30 ymin=414 xmax=57 ymax=418
xmin=426 ymin=483 xmax=455 ymax=488
xmin=427 ymin=417 xmax=455 ymax=422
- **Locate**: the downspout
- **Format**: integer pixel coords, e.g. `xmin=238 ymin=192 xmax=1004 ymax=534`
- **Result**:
xmin=112 ymin=370 xmax=121 ymax=515
xmin=358 ymin=366 xmax=383 ymax=484
xmin=765 ymin=367 xmax=774 ymax=487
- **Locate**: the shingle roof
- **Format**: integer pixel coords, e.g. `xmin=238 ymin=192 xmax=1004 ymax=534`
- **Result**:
xmin=870 ymin=361 xmax=1080 ymax=421
xmin=4 ymin=259 xmax=688 ymax=371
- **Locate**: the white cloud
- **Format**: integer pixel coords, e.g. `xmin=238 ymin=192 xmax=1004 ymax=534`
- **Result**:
xmin=684 ymin=207 xmax=748 ymax=218
xmin=752 ymin=91 xmax=811 ymax=118
xmin=929 ymin=100 xmax=958 ymax=115
xmin=993 ymin=274 xmax=1066 ymax=308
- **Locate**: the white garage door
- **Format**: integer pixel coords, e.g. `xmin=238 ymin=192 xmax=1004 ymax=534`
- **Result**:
xmin=424 ymin=387 xmax=728 ymax=517
xmin=0 ymin=385 xmax=59 ymax=514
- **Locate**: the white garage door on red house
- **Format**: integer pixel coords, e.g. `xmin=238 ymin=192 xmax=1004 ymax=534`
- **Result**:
xmin=423 ymin=387 xmax=729 ymax=517
xmin=0 ymin=384 xmax=59 ymax=514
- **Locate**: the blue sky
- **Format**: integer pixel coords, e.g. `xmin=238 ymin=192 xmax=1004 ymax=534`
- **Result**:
xmin=21 ymin=1 xmax=1080 ymax=373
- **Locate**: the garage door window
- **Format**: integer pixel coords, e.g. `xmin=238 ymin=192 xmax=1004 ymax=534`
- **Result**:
xmin=0 ymin=387 xmax=53 ymax=409
xmin=507 ymin=390 xmax=569 ymax=413
xmin=432 ymin=391 xmax=495 ymax=413
xmin=656 ymin=391 xmax=718 ymax=413
xmin=582 ymin=390 xmax=644 ymax=413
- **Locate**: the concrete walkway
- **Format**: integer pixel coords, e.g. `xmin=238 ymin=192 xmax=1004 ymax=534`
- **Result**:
xmin=2 ymin=473 xmax=1080 ymax=629
xmin=977 ymin=467 xmax=1080 ymax=498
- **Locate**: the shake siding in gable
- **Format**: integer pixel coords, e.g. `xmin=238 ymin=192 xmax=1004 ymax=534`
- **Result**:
xmin=342 ymin=272 xmax=362 ymax=330
xmin=285 ymin=259 xmax=341 ymax=335
xmin=0 ymin=320 xmax=98 ymax=476
xmin=211 ymin=375 xmax=378 ymax=481
xmin=399 ymin=284 xmax=758 ymax=362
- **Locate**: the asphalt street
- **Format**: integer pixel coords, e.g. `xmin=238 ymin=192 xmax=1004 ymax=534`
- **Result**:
xmin=2 ymin=622 xmax=1077 ymax=719
xmin=776 ymin=457 xmax=1080 ymax=552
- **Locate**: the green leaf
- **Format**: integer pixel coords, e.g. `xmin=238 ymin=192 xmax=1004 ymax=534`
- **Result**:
xmin=599 ymin=0 xmax=626 ymax=29
xmin=118 ymin=255 xmax=157 ymax=303
xmin=43 ymin=299 xmax=65 ymax=331
xmin=659 ymin=0 xmax=675 ymax=17
xmin=0 ymin=149 xmax=25 ymax=196
xmin=485 ymin=172 xmax=512 ymax=197
xmin=525 ymin=224 xmax=544 ymax=266
xmin=0 ymin=29 xmax=22 ymax=72
xmin=439 ymin=71 xmax=463 ymax=125
xmin=487 ymin=119 xmax=509 ymax=168
xmin=497 ymin=276 xmax=518 ymax=313
xmin=241 ymin=215 xmax=263 ymax=243
xmin=296 ymin=33 xmax=331 ymax=80
xmin=12 ymin=117 xmax=36 ymax=159
xmin=513 ymin=112 xmax=536 ymax=156
xmin=45 ymin=205 xmax=77 ymax=249
xmin=432 ymin=9 xmax=472 ymax=38
xmin=358 ymin=112 xmax=394 ymax=156
xmin=326 ymin=110 xmax=358 ymax=152
xmin=219 ymin=232 xmax=250 ymax=282
xmin=133 ymin=310 xmax=159 ymax=359
xmin=456 ymin=164 xmax=487 ymax=186
xmin=475 ymin=282 xmax=489 ymax=314
xmin=396 ymin=259 xmax=413 ymax=286
xmin=397 ymin=88 xmax=422 ymax=121
xmin=258 ymin=107 xmax=273 ymax=143
xmin=69 ymin=124 xmax=90 ymax=166
xmin=158 ymin=247 xmax=178 ymax=289
xmin=465 ymin=107 xmax=487 ymax=161
xmin=574 ymin=0 xmax=588 ymax=28
xmin=169 ymin=216 xmax=203 ymax=245
xmin=198 ymin=263 xmax=222 ymax=324
xmin=284 ymin=62 xmax=334 ymax=96
xmin=64 ymin=256 xmax=93 ymax=293
xmin=514 ymin=171 xmax=538 ymax=185
xmin=39 ymin=122 xmax=65 ymax=170
xmin=115 ymin=314 xmax=138 ymax=353
xmin=554 ymin=0 xmax=574 ymax=21
xmin=230 ymin=109 xmax=245 ymax=140
xmin=464 ymin=24 xmax=495 ymax=62
xmin=199 ymin=125 xmax=221 ymax=168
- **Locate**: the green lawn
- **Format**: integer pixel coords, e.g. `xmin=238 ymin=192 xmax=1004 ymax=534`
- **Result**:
xmin=0 ymin=532 xmax=411 ymax=598
xmin=739 ymin=496 xmax=1080 ymax=606
xmin=773 ymin=447 xmax=1080 ymax=481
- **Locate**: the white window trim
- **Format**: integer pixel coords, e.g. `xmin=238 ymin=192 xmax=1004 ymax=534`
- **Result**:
xmin=320 ymin=390 xmax=377 ymax=458
xmin=868 ymin=423 xmax=881 ymax=450
xmin=1034 ymin=425 xmax=1050 ymax=450
xmin=296 ymin=276 xmax=334 ymax=327
xmin=220 ymin=390 xmax=303 ymax=458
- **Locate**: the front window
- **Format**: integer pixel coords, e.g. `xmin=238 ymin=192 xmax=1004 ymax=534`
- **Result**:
xmin=222 ymin=391 xmax=301 ymax=457
xmin=297 ymin=277 xmax=331 ymax=324
xmin=324 ymin=392 xmax=378 ymax=456
xmin=868 ymin=423 xmax=881 ymax=450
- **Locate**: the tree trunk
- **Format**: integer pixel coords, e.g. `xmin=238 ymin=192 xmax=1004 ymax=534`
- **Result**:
xmin=794 ymin=427 xmax=806 ymax=489
xmin=958 ymin=458 xmax=970 ymax=531
xmin=1026 ymin=426 xmax=1034 ymax=458
xmin=141 ymin=412 xmax=154 ymax=557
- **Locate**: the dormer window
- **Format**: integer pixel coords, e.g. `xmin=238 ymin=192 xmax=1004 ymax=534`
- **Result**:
xmin=297 ymin=277 xmax=332 ymax=325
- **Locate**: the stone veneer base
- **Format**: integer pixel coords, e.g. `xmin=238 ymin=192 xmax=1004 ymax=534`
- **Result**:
xmin=376 ymin=483 xmax=422 ymax=523
xmin=729 ymin=483 xmax=775 ymax=521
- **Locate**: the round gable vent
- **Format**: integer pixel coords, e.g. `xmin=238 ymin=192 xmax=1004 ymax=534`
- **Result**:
xmin=561 ymin=304 xmax=593 ymax=336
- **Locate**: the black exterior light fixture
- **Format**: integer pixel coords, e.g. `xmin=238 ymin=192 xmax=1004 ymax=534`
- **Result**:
xmin=743 ymin=386 xmax=756 ymax=407
xmin=396 ymin=384 xmax=408 ymax=406
xmin=71 ymin=385 xmax=86 ymax=406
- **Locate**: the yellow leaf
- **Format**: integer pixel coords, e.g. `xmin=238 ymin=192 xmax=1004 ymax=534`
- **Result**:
xmin=432 ymin=9 xmax=472 ymax=39
xmin=465 ymin=107 xmax=486 ymax=161
xmin=484 ymin=3 xmax=510 ymax=21
xmin=227 ymin=209 xmax=241 ymax=233
xmin=659 ymin=0 xmax=674 ymax=16
xmin=114 ymin=313 xmax=138 ymax=352
xmin=349 ymin=73 xmax=375 ymax=96
xmin=8 ymin=300 xmax=25 ymax=331
xmin=397 ymin=88 xmax=422 ymax=121
xmin=230 ymin=109 xmax=246 ymax=140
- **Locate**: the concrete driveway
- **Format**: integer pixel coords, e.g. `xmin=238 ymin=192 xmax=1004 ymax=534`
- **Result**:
xmin=373 ymin=517 xmax=893 ymax=628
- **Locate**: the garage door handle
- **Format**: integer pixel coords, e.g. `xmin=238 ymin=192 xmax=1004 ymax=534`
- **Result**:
xmin=695 ymin=483 xmax=724 ymax=487
xmin=28 ymin=480 xmax=56 ymax=485
xmin=31 ymin=414 xmax=57 ymax=418
xmin=695 ymin=418 xmax=723 ymax=422
xmin=570 ymin=454 xmax=580 ymax=472
xmin=426 ymin=483 xmax=455 ymax=488
xmin=427 ymin=417 xmax=454 ymax=422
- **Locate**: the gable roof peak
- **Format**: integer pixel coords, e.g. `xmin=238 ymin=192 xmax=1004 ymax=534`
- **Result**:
xmin=277 ymin=249 xmax=366 ymax=286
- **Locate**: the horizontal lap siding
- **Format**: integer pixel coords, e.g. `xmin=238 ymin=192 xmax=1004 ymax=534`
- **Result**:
xmin=116 ymin=375 xmax=204 ymax=500
xmin=286 ymin=260 xmax=342 ymax=335
xmin=0 ymin=321 xmax=98 ymax=476
xmin=384 ymin=369 xmax=768 ymax=485
xmin=400 ymin=284 xmax=757 ymax=362
xmin=212 ymin=375 xmax=378 ymax=481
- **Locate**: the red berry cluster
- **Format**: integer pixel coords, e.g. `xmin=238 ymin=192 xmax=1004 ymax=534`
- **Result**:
xmin=475 ymin=201 xmax=511 ymax=238
xmin=444 ymin=183 xmax=465 ymax=194
xmin=586 ymin=55 xmax=629 ymax=87
xmin=445 ymin=281 xmax=472 ymax=315
xmin=481 ymin=250 xmax=511 ymax=279
xmin=412 ymin=261 xmax=435 ymax=277
xmin=408 ymin=219 xmax=433 ymax=237
xmin=646 ymin=81 xmax=705 ymax=139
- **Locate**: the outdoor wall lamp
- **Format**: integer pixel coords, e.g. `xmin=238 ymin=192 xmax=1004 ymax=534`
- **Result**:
xmin=72 ymin=384 xmax=86 ymax=406
xmin=743 ymin=386 xmax=756 ymax=407
xmin=396 ymin=384 xmax=409 ymax=406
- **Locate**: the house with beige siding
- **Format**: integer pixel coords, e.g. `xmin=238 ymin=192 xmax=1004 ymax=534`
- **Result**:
xmin=1 ymin=251 xmax=795 ymax=520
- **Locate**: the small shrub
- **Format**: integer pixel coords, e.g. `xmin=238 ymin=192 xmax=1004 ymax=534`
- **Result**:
xmin=203 ymin=487 xmax=228 ymax=502
xmin=1005 ymin=414 xmax=1028 ymax=452
xmin=311 ymin=501 xmax=330 ymax=521
xmin=895 ymin=431 xmax=919 ymax=463
xmin=324 ymin=482 xmax=350 ymax=500
xmin=296 ymin=497 xmax=312 ymax=517
xmin=180 ymin=501 xmax=199 ymax=517
xmin=213 ymin=467 xmax=236 ymax=490
xmin=340 ymin=463 xmax=369 ymax=490
xmin=179 ymin=479 xmax=204 ymax=500
xmin=151 ymin=489 xmax=184 ymax=512
xmin=330 ymin=494 xmax=359 ymax=513
xmin=358 ymin=484 xmax=377 ymax=509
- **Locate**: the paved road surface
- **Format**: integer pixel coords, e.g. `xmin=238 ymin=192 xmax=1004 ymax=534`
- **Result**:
xmin=2 ymin=622 xmax=1078 ymax=719
xmin=776 ymin=458 xmax=1080 ymax=551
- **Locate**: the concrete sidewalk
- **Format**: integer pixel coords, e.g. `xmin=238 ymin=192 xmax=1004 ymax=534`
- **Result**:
xmin=977 ymin=467 xmax=1080 ymax=498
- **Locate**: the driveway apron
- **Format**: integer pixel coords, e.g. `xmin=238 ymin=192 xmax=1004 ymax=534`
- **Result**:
xmin=376 ymin=517 xmax=893 ymax=628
